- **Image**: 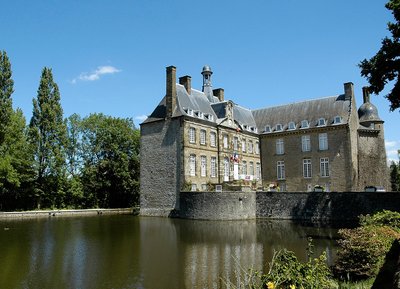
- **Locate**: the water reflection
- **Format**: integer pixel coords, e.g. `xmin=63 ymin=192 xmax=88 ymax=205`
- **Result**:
xmin=0 ymin=216 xmax=339 ymax=289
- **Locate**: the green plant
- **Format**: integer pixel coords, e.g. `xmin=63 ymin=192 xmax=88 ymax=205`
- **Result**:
xmin=359 ymin=210 xmax=400 ymax=229
xmin=260 ymin=238 xmax=334 ymax=289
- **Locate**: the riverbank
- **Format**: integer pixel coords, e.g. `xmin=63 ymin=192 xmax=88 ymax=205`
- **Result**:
xmin=0 ymin=207 xmax=139 ymax=218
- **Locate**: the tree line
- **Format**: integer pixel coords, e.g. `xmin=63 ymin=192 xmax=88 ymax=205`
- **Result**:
xmin=0 ymin=51 xmax=140 ymax=211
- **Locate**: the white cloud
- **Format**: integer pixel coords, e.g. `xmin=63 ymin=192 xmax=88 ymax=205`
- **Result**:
xmin=72 ymin=66 xmax=121 ymax=83
xmin=386 ymin=140 xmax=400 ymax=164
xmin=135 ymin=115 xmax=148 ymax=123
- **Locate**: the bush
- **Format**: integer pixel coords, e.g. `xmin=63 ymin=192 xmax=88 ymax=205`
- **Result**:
xmin=260 ymin=239 xmax=334 ymax=289
xmin=333 ymin=211 xmax=400 ymax=281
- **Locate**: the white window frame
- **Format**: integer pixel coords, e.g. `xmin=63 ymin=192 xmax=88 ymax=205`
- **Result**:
xmin=242 ymin=139 xmax=246 ymax=152
xmin=301 ymin=135 xmax=311 ymax=152
xmin=223 ymin=134 xmax=229 ymax=149
xmin=319 ymin=133 xmax=328 ymax=151
xmin=200 ymin=155 xmax=207 ymax=177
xmin=301 ymin=120 xmax=309 ymax=129
xmin=242 ymin=161 xmax=247 ymax=175
xmin=276 ymin=139 xmax=284 ymax=155
xmin=318 ymin=118 xmax=326 ymax=126
xmin=288 ymin=121 xmax=296 ymax=130
xmin=303 ymin=159 xmax=312 ymax=178
xmin=200 ymin=129 xmax=206 ymax=145
xmin=189 ymin=154 xmax=196 ymax=176
xmin=275 ymin=124 xmax=283 ymax=131
xmin=255 ymin=142 xmax=260 ymax=154
xmin=333 ymin=116 xmax=342 ymax=124
xmin=224 ymin=157 xmax=230 ymax=181
xmin=210 ymin=157 xmax=217 ymax=178
xmin=277 ymin=161 xmax=285 ymax=180
xmin=189 ymin=127 xmax=196 ymax=144
xmin=256 ymin=163 xmax=261 ymax=180
xmin=320 ymin=157 xmax=329 ymax=177
xmin=233 ymin=137 xmax=239 ymax=151
xmin=210 ymin=131 xmax=216 ymax=147
xmin=265 ymin=125 xmax=271 ymax=133
xmin=248 ymin=141 xmax=253 ymax=154
xmin=249 ymin=161 xmax=254 ymax=176
xmin=191 ymin=183 xmax=197 ymax=191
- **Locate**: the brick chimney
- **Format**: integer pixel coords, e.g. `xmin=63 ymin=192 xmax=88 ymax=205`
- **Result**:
xmin=344 ymin=82 xmax=354 ymax=101
xmin=179 ymin=75 xmax=191 ymax=95
xmin=166 ymin=66 xmax=177 ymax=118
xmin=362 ymin=86 xmax=370 ymax=103
xmin=213 ymin=88 xmax=224 ymax=102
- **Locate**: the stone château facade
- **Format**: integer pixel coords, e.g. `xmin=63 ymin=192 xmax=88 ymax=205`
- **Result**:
xmin=140 ymin=65 xmax=389 ymax=216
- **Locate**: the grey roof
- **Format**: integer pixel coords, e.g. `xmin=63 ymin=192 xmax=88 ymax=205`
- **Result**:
xmin=252 ymin=94 xmax=351 ymax=133
xmin=358 ymin=102 xmax=381 ymax=123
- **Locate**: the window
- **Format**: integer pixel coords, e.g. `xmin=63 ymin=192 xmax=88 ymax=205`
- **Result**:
xmin=277 ymin=161 xmax=285 ymax=180
xmin=288 ymin=121 xmax=296 ymax=130
xmin=333 ymin=116 xmax=342 ymax=124
xmin=318 ymin=118 xmax=326 ymax=126
xmin=200 ymin=129 xmax=206 ymax=145
xmin=224 ymin=157 xmax=230 ymax=182
xmin=320 ymin=157 xmax=329 ymax=177
xmin=265 ymin=125 xmax=271 ymax=133
xmin=248 ymin=141 xmax=253 ymax=153
xmin=196 ymin=111 xmax=204 ymax=119
xmin=249 ymin=162 xmax=254 ymax=176
xmin=303 ymin=159 xmax=312 ymax=178
xmin=200 ymin=156 xmax=207 ymax=177
xmin=201 ymin=184 xmax=207 ymax=191
xmin=301 ymin=120 xmax=309 ymax=129
xmin=187 ymin=109 xmax=194 ymax=116
xmin=191 ymin=184 xmax=197 ymax=191
xmin=275 ymin=124 xmax=283 ymax=131
xmin=280 ymin=183 xmax=287 ymax=192
xmin=276 ymin=139 xmax=284 ymax=155
xmin=210 ymin=131 xmax=216 ymax=147
xmin=256 ymin=163 xmax=261 ymax=180
xmin=223 ymin=134 xmax=229 ymax=148
xmin=233 ymin=137 xmax=239 ymax=151
xmin=242 ymin=139 xmax=246 ymax=152
xmin=242 ymin=161 xmax=247 ymax=175
xmin=255 ymin=142 xmax=260 ymax=154
xmin=319 ymin=133 xmax=328 ymax=150
xmin=301 ymin=135 xmax=311 ymax=152
xmin=210 ymin=157 xmax=217 ymax=177
xmin=189 ymin=154 xmax=196 ymax=176
xmin=208 ymin=114 xmax=214 ymax=122
xmin=189 ymin=127 xmax=196 ymax=143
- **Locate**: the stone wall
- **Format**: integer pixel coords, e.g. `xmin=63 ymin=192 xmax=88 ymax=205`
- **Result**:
xmin=256 ymin=191 xmax=400 ymax=221
xmin=140 ymin=118 xmax=182 ymax=216
xmin=179 ymin=191 xmax=256 ymax=220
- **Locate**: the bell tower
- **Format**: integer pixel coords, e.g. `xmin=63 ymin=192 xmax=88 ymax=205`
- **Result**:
xmin=201 ymin=65 xmax=214 ymax=102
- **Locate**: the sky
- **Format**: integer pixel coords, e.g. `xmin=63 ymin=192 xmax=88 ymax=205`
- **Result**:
xmin=1 ymin=0 xmax=399 ymax=163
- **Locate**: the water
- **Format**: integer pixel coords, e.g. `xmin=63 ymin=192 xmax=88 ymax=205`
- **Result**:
xmin=0 ymin=215 xmax=340 ymax=289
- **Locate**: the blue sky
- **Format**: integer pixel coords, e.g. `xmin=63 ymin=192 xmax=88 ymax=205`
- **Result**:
xmin=2 ymin=0 xmax=399 ymax=163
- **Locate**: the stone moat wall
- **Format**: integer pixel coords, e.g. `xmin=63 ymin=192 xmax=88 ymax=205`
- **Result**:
xmin=179 ymin=191 xmax=400 ymax=221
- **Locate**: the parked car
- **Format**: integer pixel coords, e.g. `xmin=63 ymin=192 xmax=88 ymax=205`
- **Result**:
xmin=364 ymin=186 xmax=386 ymax=192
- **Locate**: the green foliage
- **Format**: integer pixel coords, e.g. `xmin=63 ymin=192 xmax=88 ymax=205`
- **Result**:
xmin=79 ymin=113 xmax=140 ymax=208
xmin=260 ymin=238 xmax=334 ymax=289
xmin=390 ymin=162 xmax=400 ymax=191
xmin=28 ymin=67 xmax=68 ymax=208
xmin=0 ymin=50 xmax=14 ymax=145
xmin=359 ymin=0 xmax=400 ymax=111
xmin=333 ymin=211 xmax=400 ymax=281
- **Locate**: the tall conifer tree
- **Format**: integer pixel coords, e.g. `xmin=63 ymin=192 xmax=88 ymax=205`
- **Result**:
xmin=29 ymin=67 xmax=67 ymax=208
xmin=0 ymin=51 xmax=14 ymax=145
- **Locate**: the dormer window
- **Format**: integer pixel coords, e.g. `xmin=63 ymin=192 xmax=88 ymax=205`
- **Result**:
xmin=275 ymin=124 xmax=283 ymax=132
xmin=254 ymin=127 xmax=258 ymax=133
xmin=301 ymin=120 xmax=309 ymax=129
xmin=288 ymin=122 xmax=296 ymax=130
xmin=265 ymin=125 xmax=271 ymax=133
xmin=318 ymin=118 xmax=326 ymax=126
xmin=196 ymin=111 xmax=204 ymax=119
xmin=207 ymin=114 xmax=214 ymax=121
xmin=333 ymin=116 xmax=342 ymax=124
xmin=187 ymin=109 xmax=194 ymax=116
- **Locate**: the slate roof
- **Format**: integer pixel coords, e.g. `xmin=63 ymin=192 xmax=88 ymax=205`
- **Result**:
xmin=252 ymin=94 xmax=352 ymax=133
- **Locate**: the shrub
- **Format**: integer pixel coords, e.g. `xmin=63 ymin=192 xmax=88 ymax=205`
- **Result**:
xmin=333 ymin=211 xmax=400 ymax=281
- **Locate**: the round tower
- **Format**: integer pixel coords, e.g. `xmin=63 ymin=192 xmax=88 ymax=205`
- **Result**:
xmin=201 ymin=65 xmax=214 ymax=102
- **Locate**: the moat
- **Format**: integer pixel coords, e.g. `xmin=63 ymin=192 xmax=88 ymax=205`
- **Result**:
xmin=0 ymin=215 xmax=340 ymax=289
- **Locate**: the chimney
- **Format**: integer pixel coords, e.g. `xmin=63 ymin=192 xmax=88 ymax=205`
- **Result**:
xmin=179 ymin=75 xmax=191 ymax=95
xmin=213 ymin=88 xmax=224 ymax=102
xmin=166 ymin=66 xmax=177 ymax=118
xmin=344 ymin=82 xmax=354 ymax=101
xmin=362 ymin=86 xmax=370 ymax=103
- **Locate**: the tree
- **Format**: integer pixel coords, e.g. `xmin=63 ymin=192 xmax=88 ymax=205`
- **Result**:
xmin=0 ymin=51 xmax=14 ymax=146
xmin=390 ymin=161 xmax=400 ymax=191
xmin=28 ymin=67 xmax=68 ymax=209
xmin=80 ymin=113 xmax=140 ymax=208
xmin=0 ymin=51 xmax=34 ymax=211
xmin=359 ymin=0 xmax=400 ymax=111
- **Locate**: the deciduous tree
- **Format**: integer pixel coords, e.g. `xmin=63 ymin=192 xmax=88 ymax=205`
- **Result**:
xmin=359 ymin=0 xmax=400 ymax=111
